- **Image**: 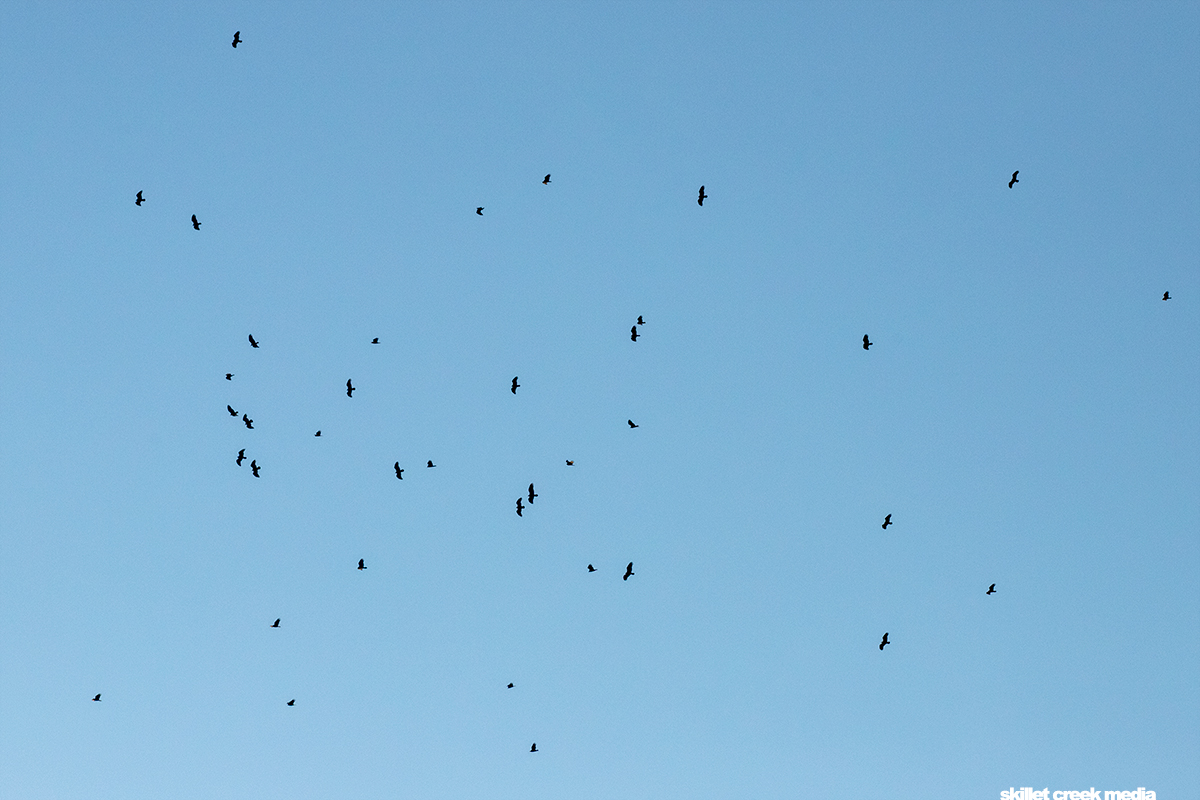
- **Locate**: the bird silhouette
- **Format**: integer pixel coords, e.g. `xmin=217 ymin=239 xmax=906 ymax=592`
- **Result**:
xmin=371 ymin=337 xmax=379 ymax=344
xmin=507 ymin=682 xmax=514 ymax=688
xmin=637 ymin=315 xmax=645 ymax=325
xmin=287 ymin=699 xmax=295 ymax=706
xmin=697 ymin=185 xmax=708 ymax=206
xmin=427 ymin=460 xmax=435 ymax=468
xmin=587 ymin=564 xmax=596 ymax=572
xmin=1008 ymin=171 xmax=1019 ymax=188
xmin=394 ymin=463 xmax=404 ymax=480
xmin=511 ymin=377 xmax=520 ymax=394
xmin=542 ymin=174 xmax=551 ymax=185
xmin=879 ymin=633 xmax=890 ymax=650
xmin=135 ymin=190 xmax=145 ymax=206
xmin=1163 ymin=291 xmax=1171 ymax=301
xmin=271 ymin=618 xmax=280 ymax=628
xmin=225 ymin=373 xmax=233 ymax=380
xmin=191 ymin=214 xmax=201 ymax=230
xmin=228 ymin=404 xmax=238 ymax=417
xmin=314 ymin=430 xmax=321 ymax=437
xmin=250 ymin=459 xmax=260 ymax=477
xmin=528 ymin=484 xmax=537 ymax=503
xmin=243 ymin=414 xmax=254 ymax=429
xmin=476 ymin=207 xmax=484 ymax=215
xmin=236 ymin=449 xmax=245 ymax=466
xmin=516 ymin=497 xmax=524 ymax=517
xmin=862 ymin=334 xmax=872 ymax=350
xmin=627 ymin=419 xmax=638 ymax=428
xmin=631 ymin=326 xmax=639 ymax=342
xmin=882 ymin=514 xmax=892 ymax=529
xmin=346 ymin=379 xmax=355 ymax=397
xmin=566 ymin=460 xmax=574 ymax=466
xmin=92 ymin=693 xmax=101 ymax=702
xmin=358 ymin=559 xmax=366 ymax=570
xmin=530 ymin=743 xmax=537 ymax=753
xmin=231 ymin=31 xmax=242 ymax=48
xmin=623 ymin=562 xmax=634 ymax=580
xmin=987 ymin=584 xmax=996 ymax=595
xmin=248 ymin=334 xmax=259 ymax=348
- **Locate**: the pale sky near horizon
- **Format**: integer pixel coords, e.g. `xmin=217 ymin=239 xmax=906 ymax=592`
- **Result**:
xmin=0 ymin=3 xmax=1197 ymax=798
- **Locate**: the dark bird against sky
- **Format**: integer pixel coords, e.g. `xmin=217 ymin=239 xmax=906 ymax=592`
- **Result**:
xmin=225 ymin=373 xmax=233 ymax=380
xmin=248 ymin=334 xmax=259 ymax=348
xmin=228 ymin=405 xmax=238 ymax=417
xmin=987 ymin=584 xmax=996 ymax=595
xmin=314 ymin=430 xmax=321 ymax=437
xmin=637 ymin=315 xmax=645 ymax=325
xmin=92 ymin=694 xmax=101 ymax=702
xmin=1163 ymin=292 xmax=1171 ymax=301
xmin=627 ymin=419 xmax=638 ymax=428
xmin=882 ymin=514 xmax=892 ymax=529
xmin=191 ymin=214 xmax=201 ymax=230
xmin=863 ymin=334 xmax=872 ymax=350
xmin=243 ymin=414 xmax=254 ymax=429
xmin=358 ymin=559 xmax=366 ymax=570
xmin=476 ymin=207 xmax=484 ymax=215
xmin=516 ymin=497 xmax=524 ymax=517
xmin=231 ymin=31 xmax=242 ymax=48
xmin=511 ymin=377 xmax=519 ymax=394
xmin=587 ymin=564 xmax=596 ymax=572
xmin=135 ymin=190 xmax=144 ymax=206
xmin=879 ymin=633 xmax=890 ymax=650
xmin=697 ymin=185 xmax=708 ymax=206
xmin=394 ymin=463 xmax=404 ymax=480
xmin=346 ymin=379 xmax=355 ymax=397
xmin=542 ymin=174 xmax=551 ymax=184
xmin=271 ymin=618 xmax=280 ymax=627
xmin=371 ymin=337 xmax=380 ymax=343
xmin=566 ymin=460 xmax=574 ymax=466
xmin=530 ymin=743 xmax=537 ymax=752
xmin=623 ymin=562 xmax=634 ymax=580
xmin=1009 ymin=171 xmax=1019 ymax=188
xmin=287 ymin=699 xmax=295 ymax=706
xmin=427 ymin=460 xmax=435 ymax=468
xmin=631 ymin=326 xmax=639 ymax=342
xmin=236 ymin=449 xmax=245 ymax=466
xmin=250 ymin=459 xmax=260 ymax=477
xmin=528 ymin=484 xmax=537 ymax=503
xmin=507 ymin=683 xmax=514 ymax=688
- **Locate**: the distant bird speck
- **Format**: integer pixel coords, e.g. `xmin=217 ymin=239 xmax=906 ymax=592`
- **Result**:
xmin=191 ymin=214 xmax=201 ymax=230
xmin=511 ymin=377 xmax=520 ymax=394
xmin=566 ymin=460 xmax=574 ymax=466
xmin=243 ymin=414 xmax=254 ymax=429
xmin=631 ymin=326 xmax=639 ymax=342
xmin=346 ymin=379 xmax=355 ymax=397
xmin=92 ymin=693 xmax=101 ymax=702
xmin=862 ymin=334 xmax=872 ymax=350
xmin=250 ymin=459 xmax=260 ymax=477
xmin=697 ymin=185 xmax=708 ymax=206
xmin=225 ymin=373 xmax=233 ymax=380
xmin=476 ymin=207 xmax=484 ymax=215
xmin=623 ymin=562 xmax=634 ymax=580
xmin=236 ymin=449 xmax=245 ymax=466
xmin=1163 ymin=292 xmax=1171 ymax=301
xmin=135 ymin=190 xmax=145 ymax=206
xmin=358 ymin=559 xmax=366 ymax=570
xmin=587 ymin=564 xmax=596 ymax=572
xmin=879 ymin=633 xmax=890 ymax=650
xmin=542 ymin=174 xmax=551 ymax=185
xmin=371 ymin=337 xmax=379 ymax=344
xmin=882 ymin=514 xmax=892 ymax=530
xmin=248 ymin=334 xmax=259 ymax=348
xmin=627 ymin=419 xmax=638 ymax=428
xmin=530 ymin=743 xmax=537 ymax=753
xmin=394 ymin=463 xmax=404 ymax=480
xmin=228 ymin=405 xmax=238 ymax=417
xmin=507 ymin=682 xmax=514 ymax=688
xmin=427 ymin=460 xmax=435 ymax=468
xmin=637 ymin=315 xmax=645 ymax=325
xmin=987 ymin=584 xmax=996 ymax=595
xmin=271 ymin=618 xmax=280 ymax=628
xmin=1008 ymin=171 xmax=1019 ymax=188
xmin=287 ymin=699 xmax=295 ymax=706
xmin=232 ymin=31 xmax=242 ymax=48
xmin=528 ymin=484 xmax=537 ymax=503
xmin=516 ymin=497 xmax=524 ymax=517
xmin=314 ymin=430 xmax=321 ymax=437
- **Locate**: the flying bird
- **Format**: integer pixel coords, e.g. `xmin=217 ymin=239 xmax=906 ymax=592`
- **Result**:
xmin=394 ymin=463 xmax=404 ymax=480
xmin=248 ymin=334 xmax=259 ymax=348
xmin=623 ymin=562 xmax=634 ymax=580
xmin=191 ymin=214 xmax=201 ymax=230
xmin=862 ymin=334 xmax=872 ymax=350
xmin=236 ymin=449 xmax=245 ymax=466
xmin=566 ymin=460 xmax=574 ymax=466
xmin=697 ymin=185 xmax=708 ymax=206
xmin=92 ymin=694 xmax=101 ymax=702
xmin=631 ymin=326 xmax=639 ymax=342
xmin=511 ymin=377 xmax=520 ymax=394
xmin=879 ymin=633 xmax=890 ymax=650
xmin=287 ymin=699 xmax=295 ymax=706
xmin=271 ymin=618 xmax=280 ymax=628
xmin=516 ymin=497 xmax=524 ymax=517
xmin=243 ymin=414 xmax=254 ymax=429
xmin=314 ymin=430 xmax=321 ymax=437
xmin=427 ymin=460 xmax=435 ymax=468
xmin=1008 ymin=171 xmax=1019 ymax=188
xmin=250 ymin=459 xmax=260 ymax=477
xmin=231 ymin=31 xmax=242 ymax=48
xmin=882 ymin=514 xmax=892 ymax=530
xmin=530 ymin=743 xmax=537 ymax=753
xmin=1163 ymin=291 xmax=1171 ymax=301
xmin=507 ymin=683 xmax=514 ymax=688
xmin=358 ymin=559 xmax=366 ymax=570
xmin=627 ymin=419 xmax=638 ymax=428
xmin=637 ymin=315 xmax=645 ymax=325
xmin=987 ymin=584 xmax=996 ymax=595
xmin=371 ymin=337 xmax=379 ymax=343
xmin=542 ymin=174 xmax=551 ymax=185
xmin=528 ymin=484 xmax=537 ymax=503
xmin=587 ymin=564 xmax=596 ymax=572
xmin=227 ymin=404 xmax=238 ymax=417
xmin=135 ymin=190 xmax=145 ymax=206
xmin=225 ymin=373 xmax=233 ymax=380
xmin=346 ymin=379 xmax=355 ymax=397
xmin=476 ymin=207 xmax=484 ymax=215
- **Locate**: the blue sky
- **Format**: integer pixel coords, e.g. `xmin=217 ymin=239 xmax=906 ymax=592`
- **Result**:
xmin=0 ymin=3 xmax=1196 ymax=798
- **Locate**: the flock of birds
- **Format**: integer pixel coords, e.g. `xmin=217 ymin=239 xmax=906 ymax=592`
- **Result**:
xmin=94 ymin=31 xmax=1180 ymax=755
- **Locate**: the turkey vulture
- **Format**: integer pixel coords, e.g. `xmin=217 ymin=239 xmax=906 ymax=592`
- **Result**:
xmin=236 ymin=449 xmax=245 ymax=466
xmin=623 ymin=562 xmax=634 ymax=580
xmin=986 ymin=584 xmax=996 ymax=595
xmin=231 ymin=31 xmax=242 ymax=48
xmin=1008 ymin=171 xmax=1019 ymax=188
xmin=250 ymin=459 xmax=260 ymax=477
xmin=879 ymin=633 xmax=890 ymax=650
xmin=528 ymin=484 xmax=537 ymax=503
xmin=697 ymin=186 xmax=708 ymax=206
xmin=243 ymin=414 xmax=254 ymax=429
xmin=511 ymin=376 xmax=520 ymax=394
xmin=248 ymin=334 xmax=259 ymax=348
xmin=228 ymin=404 xmax=238 ymax=417
xmin=346 ymin=379 xmax=355 ymax=397
xmin=631 ymin=326 xmax=639 ymax=342
xmin=862 ymin=334 xmax=872 ymax=350
xmin=516 ymin=497 xmax=524 ymax=517
xmin=394 ymin=463 xmax=404 ymax=480
xmin=135 ymin=190 xmax=145 ymax=206
xmin=882 ymin=514 xmax=892 ymax=529
xmin=191 ymin=214 xmax=201 ymax=230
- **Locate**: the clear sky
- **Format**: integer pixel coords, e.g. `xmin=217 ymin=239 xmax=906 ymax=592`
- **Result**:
xmin=0 ymin=3 xmax=1196 ymax=798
